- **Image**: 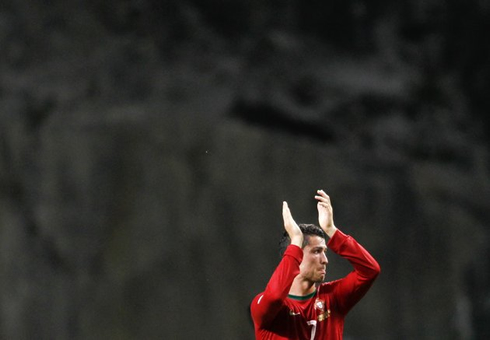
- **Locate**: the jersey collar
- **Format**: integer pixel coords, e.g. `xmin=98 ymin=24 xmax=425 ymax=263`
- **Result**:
xmin=287 ymin=289 xmax=316 ymax=301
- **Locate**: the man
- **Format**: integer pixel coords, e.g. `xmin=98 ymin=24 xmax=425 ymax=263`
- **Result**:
xmin=250 ymin=190 xmax=380 ymax=339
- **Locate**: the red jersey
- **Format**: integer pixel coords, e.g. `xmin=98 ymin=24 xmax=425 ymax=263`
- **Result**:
xmin=250 ymin=230 xmax=380 ymax=340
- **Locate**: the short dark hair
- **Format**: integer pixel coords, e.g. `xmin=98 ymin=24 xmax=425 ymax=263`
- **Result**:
xmin=278 ymin=224 xmax=326 ymax=257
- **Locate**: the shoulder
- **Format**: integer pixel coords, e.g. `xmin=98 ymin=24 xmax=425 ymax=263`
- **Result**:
xmin=251 ymin=292 xmax=265 ymax=305
xmin=250 ymin=292 xmax=265 ymax=307
xmin=318 ymin=279 xmax=343 ymax=294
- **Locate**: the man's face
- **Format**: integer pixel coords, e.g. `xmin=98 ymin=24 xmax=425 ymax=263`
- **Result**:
xmin=299 ymin=235 xmax=328 ymax=283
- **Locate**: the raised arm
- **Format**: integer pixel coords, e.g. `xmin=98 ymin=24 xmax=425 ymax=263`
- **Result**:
xmin=250 ymin=201 xmax=304 ymax=328
xmin=326 ymin=230 xmax=381 ymax=314
xmin=315 ymin=190 xmax=380 ymax=314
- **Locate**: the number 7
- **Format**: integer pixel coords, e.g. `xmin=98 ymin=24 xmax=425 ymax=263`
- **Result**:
xmin=307 ymin=320 xmax=317 ymax=340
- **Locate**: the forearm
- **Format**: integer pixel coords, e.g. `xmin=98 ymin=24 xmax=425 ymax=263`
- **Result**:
xmin=324 ymin=225 xmax=338 ymax=239
xmin=290 ymin=235 xmax=303 ymax=247
xmin=327 ymin=229 xmax=380 ymax=313
xmin=328 ymin=229 xmax=380 ymax=278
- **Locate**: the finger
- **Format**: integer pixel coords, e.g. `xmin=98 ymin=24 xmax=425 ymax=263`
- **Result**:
xmin=316 ymin=189 xmax=329 ymax=198
xmin=315 ymin=190 xmax=330 ymax=202
xmin=316 ymin=189 xmax=329 ymax=199
xmin=315 ymin=195 xmax=330 ymax=204
xmin=282 ymin=201 xmax=291 ymax=219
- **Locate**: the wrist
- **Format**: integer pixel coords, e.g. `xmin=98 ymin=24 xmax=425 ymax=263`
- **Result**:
xmin=290 ymin=235 xmax=304 ymax=248
xmin=323 ymin=225 xmax=337 ymax=238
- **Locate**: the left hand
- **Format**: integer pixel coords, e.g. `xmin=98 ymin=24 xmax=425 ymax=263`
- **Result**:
xmin=315 ymin=190 xmax=338 ymax=238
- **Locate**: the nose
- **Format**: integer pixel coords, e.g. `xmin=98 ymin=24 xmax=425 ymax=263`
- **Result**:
xmin=321 ymin=252 xmax=328 ymax=264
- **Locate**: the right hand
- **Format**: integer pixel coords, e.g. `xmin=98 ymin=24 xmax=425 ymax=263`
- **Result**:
xmin=282 ymin=201 xmax=303 ymax=247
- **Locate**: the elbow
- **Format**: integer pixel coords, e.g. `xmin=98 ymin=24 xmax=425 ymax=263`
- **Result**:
xmin=371 ymin=261 xmax=381 ymax=279
xmin=251 ymin=298 xmax=282 ymax=328
xmin=361 ymin=259 xmax=381 ymax=281
xmin=265 ymin=292 xmax=285 ymax=306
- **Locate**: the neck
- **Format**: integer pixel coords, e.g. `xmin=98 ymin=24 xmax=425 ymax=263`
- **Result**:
xmin=289 ymin=276 xmax=316 ymax=296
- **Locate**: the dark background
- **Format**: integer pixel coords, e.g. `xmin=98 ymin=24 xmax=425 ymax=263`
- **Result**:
xmin=1 ymin=1 xmax=490 ymax=339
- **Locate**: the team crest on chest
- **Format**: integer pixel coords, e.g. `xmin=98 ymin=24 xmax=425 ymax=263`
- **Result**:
xmin=314 ymin=298 xmax=331 ymax=321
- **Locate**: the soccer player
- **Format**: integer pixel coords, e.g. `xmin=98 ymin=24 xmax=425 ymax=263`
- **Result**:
xmin=250 ymin=190 xmax=380 ymax=339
